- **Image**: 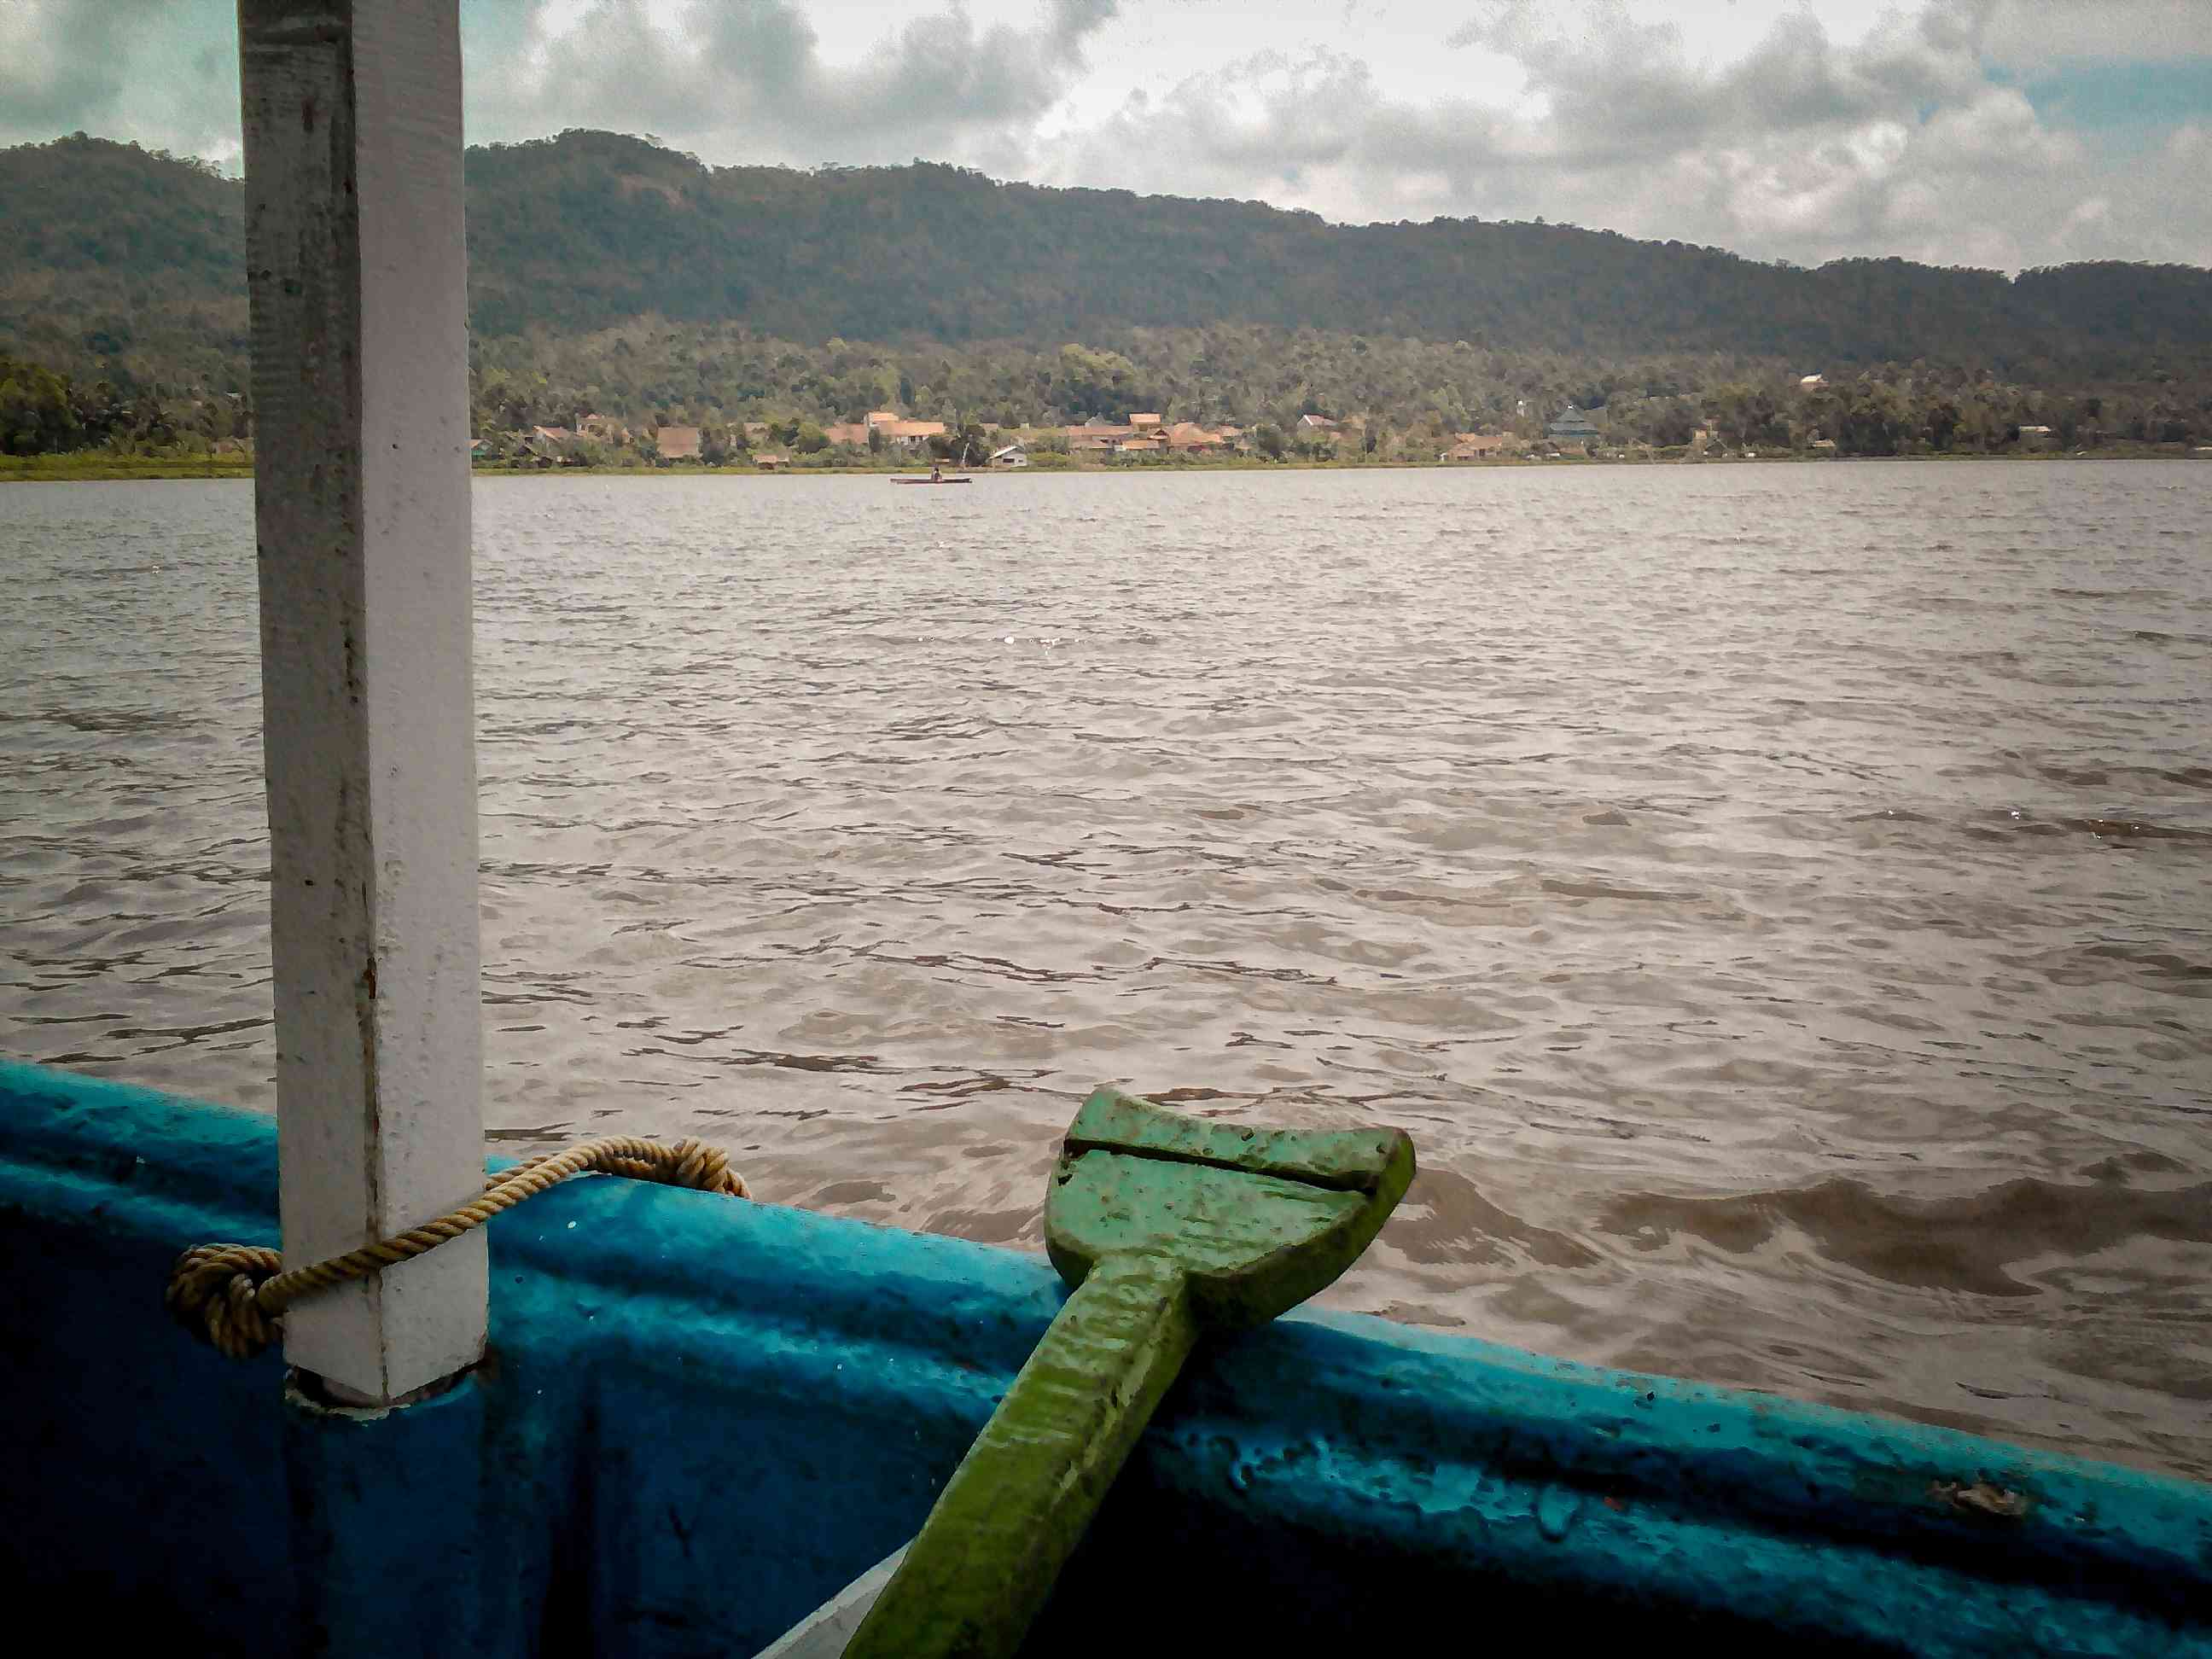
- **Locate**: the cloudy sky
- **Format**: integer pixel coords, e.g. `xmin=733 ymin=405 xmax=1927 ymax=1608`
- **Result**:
xmin=4 ymin=0 xmax=2208 ymax=271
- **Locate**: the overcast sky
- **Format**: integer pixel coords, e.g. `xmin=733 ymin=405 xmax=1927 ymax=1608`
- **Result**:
xmin=5 ymin=0 xmax=2208 ymax=272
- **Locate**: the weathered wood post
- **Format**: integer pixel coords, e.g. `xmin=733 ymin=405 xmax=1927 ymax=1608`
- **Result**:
xmin=240 ymin=0 xmax=483 ymax=1405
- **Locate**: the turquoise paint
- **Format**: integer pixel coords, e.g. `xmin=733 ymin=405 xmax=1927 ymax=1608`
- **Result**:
xmin=2 ymin=1056 xmax=2207 ymax=1656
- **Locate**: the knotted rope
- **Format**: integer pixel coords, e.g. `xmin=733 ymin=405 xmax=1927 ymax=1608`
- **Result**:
xmin=166 ymin=1136 xmax=748 ymax=1359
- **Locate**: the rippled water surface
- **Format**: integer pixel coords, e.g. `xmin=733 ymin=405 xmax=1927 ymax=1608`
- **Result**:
xmin=4 ymin=464 xmax=2209 ymax=1476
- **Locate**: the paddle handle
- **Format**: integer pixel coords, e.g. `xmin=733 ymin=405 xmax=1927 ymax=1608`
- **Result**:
xmin=843 ymin=1253 xmax=1196 ymax=1659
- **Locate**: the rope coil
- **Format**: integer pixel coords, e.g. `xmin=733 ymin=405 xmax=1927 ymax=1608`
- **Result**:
xmin=166 ymin=1136 xmax=748 ymax=1359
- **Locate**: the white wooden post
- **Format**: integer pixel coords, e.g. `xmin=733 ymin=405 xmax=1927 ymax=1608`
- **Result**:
xmin=240 ymin=0 xmax=484 ymax=1403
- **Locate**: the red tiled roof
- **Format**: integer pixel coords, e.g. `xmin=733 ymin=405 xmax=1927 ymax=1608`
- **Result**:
xmin=1164 ymin=422 xmax=1225 ymax=448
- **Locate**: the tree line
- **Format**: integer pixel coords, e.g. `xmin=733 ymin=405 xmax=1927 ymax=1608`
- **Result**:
xmin=0 ymin=352 xmax=250 ymax=457
xmin=463 ymin=322 xmax=2209 ymax=461
xmin=9 ymin=324 xmax=2207 ymax=463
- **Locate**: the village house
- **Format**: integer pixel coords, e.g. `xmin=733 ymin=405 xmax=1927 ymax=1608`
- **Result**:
xmin=1296 ymin=414 xmax=1340 ymax=434
xmin=821 ymin=422 xmax=870 ymax=446
xmin=526 ymin=424 xmax=575 ymax=457
xmin=1046 ymin=417 xmax=1256 ymax=456
xmin=1800 ymin=374 xmax=1828 ymax=390
xmin=1128 ymin=413 xmax=1162 ymax=430
xmin=2017 ymin=424 xmax=2056 ymax=450
xmin=578 ymin=413 xmax=628 ymax=445
xmin=1443 ymin=433 xmax=1513 ymax=462
xmin=1162 ymin=422 xmax=1226 ymax=451
xmin=1547 ymin=407 xmax=1602 ymax=443
xmin=654 ymin=425 xmax=702 ymax=462
xmin=876 ymin=420 xmax=947 ymax=450
xmin=990 ymin=443 xmax=1028 ymax=469
xmin=518 ymin=426 xmax=576 ymax=463
xmin=754 ymin=452 xmax=789 ymax=470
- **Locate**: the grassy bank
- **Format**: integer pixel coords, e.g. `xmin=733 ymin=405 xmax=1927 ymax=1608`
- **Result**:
xmin=0 ymin=453 xmax=254 ymax=482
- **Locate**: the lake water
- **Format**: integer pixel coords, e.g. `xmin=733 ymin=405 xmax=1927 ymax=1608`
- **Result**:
xmin=3 ymin=463 xmax=2209 ymax=1480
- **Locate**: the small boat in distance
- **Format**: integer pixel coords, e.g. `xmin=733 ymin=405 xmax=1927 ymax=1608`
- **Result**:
xmin=890 ymin=474 xmax=971 ymax=485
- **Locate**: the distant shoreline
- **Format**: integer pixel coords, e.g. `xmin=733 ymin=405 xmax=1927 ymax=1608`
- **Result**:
xmin=5 ymin=449 xmax=2203 ymax=483
xmin=1 ymin=456 xmax=256 ymax=483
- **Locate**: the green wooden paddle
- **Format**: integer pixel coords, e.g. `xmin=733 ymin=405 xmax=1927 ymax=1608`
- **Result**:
xmin=843 ymin=1086 xmax=1415 ymax=1659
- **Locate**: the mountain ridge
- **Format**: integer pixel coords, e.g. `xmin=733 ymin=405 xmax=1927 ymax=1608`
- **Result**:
xmin=6 ymin=127 xmax=2212 ymax=393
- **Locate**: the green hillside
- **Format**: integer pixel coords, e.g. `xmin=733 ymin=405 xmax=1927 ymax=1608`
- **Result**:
xmin=3 ymin=128 xmax=2209 ymax=456
xmin=458 ymin=131 xmax=2212 ymax=375
xmin=0 ymin=134 xmax=248 ymax=391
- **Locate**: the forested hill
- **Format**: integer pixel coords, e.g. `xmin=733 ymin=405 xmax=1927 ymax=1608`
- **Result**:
xmin=0 ymin=136 xmax=249 ymax=392
xmin=457 ymin=133 xmax=2211 ymax=375
xmin=6 ymin=128 xmax=2212 ymax=390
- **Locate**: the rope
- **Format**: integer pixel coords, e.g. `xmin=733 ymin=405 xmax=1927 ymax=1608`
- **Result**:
xmin=166 ymin=1136 xmax=748 ymax=1360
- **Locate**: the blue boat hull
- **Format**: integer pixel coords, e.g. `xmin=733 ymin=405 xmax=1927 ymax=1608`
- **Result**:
xmin=2 ymin=1057 xmax=2206 ymax=1656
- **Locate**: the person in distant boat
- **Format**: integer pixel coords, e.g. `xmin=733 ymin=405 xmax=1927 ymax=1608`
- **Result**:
xmin=930 ymin=463 xmax=942 ymax=481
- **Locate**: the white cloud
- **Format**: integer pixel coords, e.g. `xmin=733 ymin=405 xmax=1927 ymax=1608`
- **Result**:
xmin=0 ymin=0 xmax=239 ymax=163
xmin=464 ymin=0 xmax=1123 ymax=162
xmin=1976 ymin=0 xmax=2212 ymax=75
xmin=1006 ymin=0 xmax=2212 ymax=271
xmin=3 ymin=0 xmax=2209 ymax=274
